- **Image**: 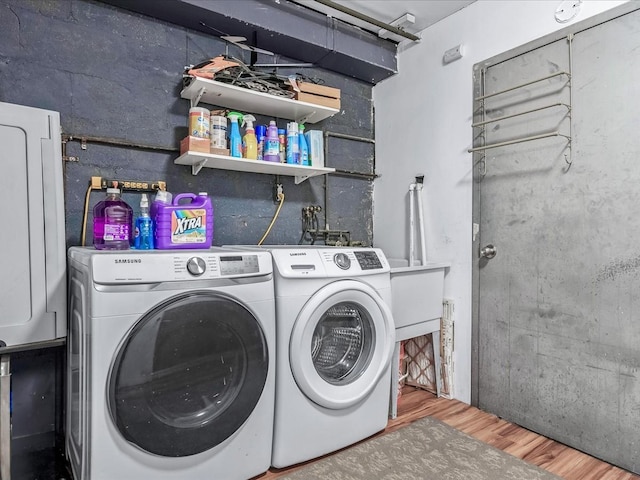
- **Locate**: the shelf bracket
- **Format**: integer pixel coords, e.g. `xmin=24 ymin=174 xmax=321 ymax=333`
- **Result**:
xmin=295 ymin=174 xmax=311 ymax=184
xmin=191 ymin=158 xmax=207 ymax=175
xmin=191 ymin=87 xmax=207 ymax=108
xmin=297 ymin=112 xmax=314 ymax=125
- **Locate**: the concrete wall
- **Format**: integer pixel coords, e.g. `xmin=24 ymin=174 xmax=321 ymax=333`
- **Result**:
xmin=372 ymin=0 xmax=628 ymax=404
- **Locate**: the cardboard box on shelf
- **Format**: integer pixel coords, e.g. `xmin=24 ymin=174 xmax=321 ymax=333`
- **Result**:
xmin=294 ymin=92 xmax=341 ymax=110
xmin=296 ymin=82 xmax=341 ymax=99
xmin=210 ymin=147 xmax=230 ymax=156
xmin=180 ymin=136 xmax=210 ymax=155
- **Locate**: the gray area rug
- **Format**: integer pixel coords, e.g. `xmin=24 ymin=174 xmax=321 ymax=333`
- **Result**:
xmin=278 ymin=416 xmax=562 ymax=480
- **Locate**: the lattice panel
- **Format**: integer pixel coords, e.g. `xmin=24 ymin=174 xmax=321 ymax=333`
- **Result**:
xmin=404 ymin=334 xmax=437 ymax=394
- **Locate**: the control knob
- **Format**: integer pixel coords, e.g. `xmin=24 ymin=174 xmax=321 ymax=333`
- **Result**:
xmin=187 ymin=257 xmax=207 ymax=276
xmin=334 ymin=253 xmax=351 ymax=270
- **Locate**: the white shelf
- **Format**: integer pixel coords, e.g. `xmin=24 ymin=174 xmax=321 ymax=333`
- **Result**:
xmin=174 ymin=151 xmax=335 ymax=184
xmin=181 ymin=77 xmax=339 ymax=124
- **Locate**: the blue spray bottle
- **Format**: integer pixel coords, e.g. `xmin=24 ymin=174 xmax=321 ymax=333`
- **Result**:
xmin=227 ymin=111 xmax=243 ymax=158
xmin=134 ymin=193 xmax=154 ymax=249
xmin=299 ymin=123 xmax=310 ymax=166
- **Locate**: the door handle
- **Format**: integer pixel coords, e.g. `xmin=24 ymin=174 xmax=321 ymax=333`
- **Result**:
xmin=480 ymin=244 xmax=497 ymax=259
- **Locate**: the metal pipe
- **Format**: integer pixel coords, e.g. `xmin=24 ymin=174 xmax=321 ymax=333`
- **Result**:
xmin=468 ymin=131 xmax=569 ymax=153
xmin=325 ymin=131 xmax=375 ymax=144
xmin=416 ymin=182 xmax=427 ymax=265
xmin=62 ymin=134 xmax=179 ymax=153
xmin=474 ymin=71 xmax=571 ymax=101
xmin=408 ymin=184 xmax=415 ymax=266
xmin=0 ymin=355 xmax=10 ymax=480
xmin=471 ymin=102 xmax=569 ymax=127
xmin=332 ymin=169 xmax=378 ymax=180
xmin=312 ymin=0 xmax=420 ymax=41
xmin=323 ymin=131 xmax=377 ymax=233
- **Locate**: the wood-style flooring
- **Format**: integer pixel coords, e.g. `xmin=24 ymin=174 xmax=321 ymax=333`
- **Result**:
xmin=257 ymin=386 xmax=639 ymax=480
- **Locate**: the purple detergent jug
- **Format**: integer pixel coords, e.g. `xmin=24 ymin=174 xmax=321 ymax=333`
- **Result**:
xmin=154 ymin=192 xmax=214 ymax=249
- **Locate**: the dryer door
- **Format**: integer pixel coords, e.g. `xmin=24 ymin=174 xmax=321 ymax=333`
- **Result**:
xmin=107 ymin=291 xmax=268 ymax=457
xmin=289 ymin=280 xmax=394 ymax=410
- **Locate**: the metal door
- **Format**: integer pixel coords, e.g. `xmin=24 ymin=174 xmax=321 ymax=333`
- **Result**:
xmin=107 ymin=291 xmax=269 ymax=457
xmin=472 ymin=6 xmax=640 ymax=473
xmin=289 ymin=280 xmax=394 ymax=409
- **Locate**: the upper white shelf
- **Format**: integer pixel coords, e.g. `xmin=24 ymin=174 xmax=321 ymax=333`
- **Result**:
xmin=174 ymin=151 xmax=335 ymax=184
xmin=181 ymin=77 xmax=339 ymax=124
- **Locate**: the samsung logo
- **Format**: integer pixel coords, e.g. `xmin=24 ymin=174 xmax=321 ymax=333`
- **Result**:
xmin=114 ymin=258 xmax=142 ymax=264
xmin=289 ymin=252 xmax=307 ymax=256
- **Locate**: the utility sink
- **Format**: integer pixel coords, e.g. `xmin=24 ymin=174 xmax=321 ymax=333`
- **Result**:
xmin=388 ymin=259 xmax=449 ymax=332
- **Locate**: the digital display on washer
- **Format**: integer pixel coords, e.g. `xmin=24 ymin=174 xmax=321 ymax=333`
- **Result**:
xmin=220 ymin=255 xmax=260 ymax=275
xmin=354 ymin=251 xmax=382 ymax=270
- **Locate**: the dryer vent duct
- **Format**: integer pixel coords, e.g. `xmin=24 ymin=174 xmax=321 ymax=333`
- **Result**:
xmin=99 ymin=0 xmax=399 ymax=84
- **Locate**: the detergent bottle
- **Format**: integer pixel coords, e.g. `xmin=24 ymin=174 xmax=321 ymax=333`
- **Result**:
xmin=263 ymin=120 xmax=280 ymax=162
xmin=299 ymin=123 xmax=310 ymax=166
xmin=154 ymin=192 xmax=214 ymax=249
xmin=227 ymin=111 xmax=243 ymax=158
xmin=242 ymin=114 xmax=258 ymax=160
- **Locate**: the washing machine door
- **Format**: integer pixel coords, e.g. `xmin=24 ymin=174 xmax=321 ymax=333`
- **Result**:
xmin=107 ymin=291 xmax=269 ymax=457
xmin=289 ymin=279 xmax=394 ymax=410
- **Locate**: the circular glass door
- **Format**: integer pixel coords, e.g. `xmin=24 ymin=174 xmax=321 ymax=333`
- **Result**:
xmin=107 ymin=291 xmax=268 ymax=457
xmin=290 ymin=280 xmax=394 ymax=410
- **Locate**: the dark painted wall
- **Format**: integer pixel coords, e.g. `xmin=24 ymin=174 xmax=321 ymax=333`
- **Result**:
xmin=0 ymin=0 xmax=375 ymax=249
xmin=0 ymin=0 xmax=375 ymax=476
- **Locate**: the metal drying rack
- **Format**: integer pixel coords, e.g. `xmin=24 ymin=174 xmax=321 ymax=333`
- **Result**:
xmin=469 ymin=34 xmax=575 ymax=175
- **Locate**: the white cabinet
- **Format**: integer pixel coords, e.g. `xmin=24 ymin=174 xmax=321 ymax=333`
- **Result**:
xmin=0 ymin=102 xmax=66 ymax=347
xmin=175 ymin=77 xmax=337 ymax=182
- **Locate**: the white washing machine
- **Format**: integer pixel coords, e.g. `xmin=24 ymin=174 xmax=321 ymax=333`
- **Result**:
xmin=232 ymin=246 xmax=395 ymax=468
xmin=66 ymin=247 xmax=276 ymax=480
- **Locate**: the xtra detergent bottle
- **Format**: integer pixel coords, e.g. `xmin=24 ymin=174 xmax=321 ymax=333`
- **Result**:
xmin=154 ymin=192 xmax=214 ymax=249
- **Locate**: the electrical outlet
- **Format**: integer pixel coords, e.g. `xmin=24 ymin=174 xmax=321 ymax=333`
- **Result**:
xmin=97 ymin=178 xmax=167 ymax=192
xmin=273 ymin=183 xmax=284 ymax=204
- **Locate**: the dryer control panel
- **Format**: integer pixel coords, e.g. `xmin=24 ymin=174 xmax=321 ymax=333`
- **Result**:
xmin=79 ymin=250 xmax=272 ymax=284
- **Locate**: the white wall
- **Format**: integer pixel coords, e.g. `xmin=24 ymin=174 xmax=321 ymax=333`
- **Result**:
xmin=372 ymin=0 xmax=628 ymax=404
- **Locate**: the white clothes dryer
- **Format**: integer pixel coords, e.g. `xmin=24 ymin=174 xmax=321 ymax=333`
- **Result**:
xmin=237 ymin=246 xmax=396 ymax=468
xmin=66 ymin=247 xmax=275 ymax=480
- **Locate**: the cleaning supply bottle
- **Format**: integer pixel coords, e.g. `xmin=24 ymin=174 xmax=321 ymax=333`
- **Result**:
xmin=256 ymin=124 xmax=267 ymax=161
xmin=242 ymin=114 xmax=258 ymax=160
xmin=278 ymin=128 xmax=286 ymax=163
xmin=264 ymin=120 xmax=280 ymax=162
xmin=286 ymin=122 xmax=300 ymax=164
xmin=299 ymin=123 xmax=310 ymax=166
xmin=93 ymin=187 xmax=133 ymax=250
xmin=133 ymin=193 xmax=154 ymax=250
xmin=227 ymin=111 xmax=243 ymax=158
xmin=154 ymin=192 xmax=214 ymax=249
